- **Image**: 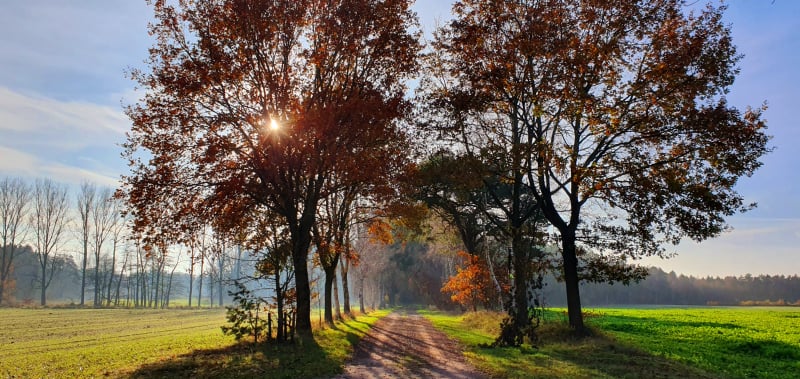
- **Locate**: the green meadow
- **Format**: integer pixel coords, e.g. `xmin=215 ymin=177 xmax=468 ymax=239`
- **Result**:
xmin=0 ymin=307 xmax=389 ymax=378
xmin=421 ymin=307 xmax=800 ymax=379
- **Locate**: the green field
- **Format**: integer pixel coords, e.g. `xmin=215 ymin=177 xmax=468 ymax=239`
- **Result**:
xmin=0 ymin=307 xmax=390 ymax=378
xmin=422 ymin=307 xmax=800 ymax=379
xmin=0 ymin=308 xmax=232 ymax=377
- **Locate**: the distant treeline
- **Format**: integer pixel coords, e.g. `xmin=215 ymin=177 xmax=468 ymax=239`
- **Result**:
xmin=541 ymin=267 xmax=800 ymax=307
xmin=3 ymin=244 xmax=232 ymax=307
xmin=5 ymin=240 xmax=798 ymax=308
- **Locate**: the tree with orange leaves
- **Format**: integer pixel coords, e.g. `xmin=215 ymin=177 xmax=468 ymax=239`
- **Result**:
xmin=121 ymin=0 xmax=420 ymax=335
xmin=442 ymin=251 xmax=493 ymax=312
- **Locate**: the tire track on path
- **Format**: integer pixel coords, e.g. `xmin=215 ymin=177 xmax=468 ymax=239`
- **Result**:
xmin=335 ymin=309 xmax=485 ymax=379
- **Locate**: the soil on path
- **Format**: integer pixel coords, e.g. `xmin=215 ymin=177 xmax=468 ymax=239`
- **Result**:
xmin=334 ymin=309 xmax=486 ymax=379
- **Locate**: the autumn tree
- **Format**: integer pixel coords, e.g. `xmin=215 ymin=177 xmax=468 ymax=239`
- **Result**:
xmin=414 ymin=134 xmax=546 ymax=345
xmin=425 ymin=0 xmax=770 ymax=332
xmin=30 ymin=179 xmax=70 ymax=306
xmin=122 ymin=0 xmax=419 ymax=334
xmin=442 ymin=251 xmax=493 ymax=312
xmin=0 ymin=177 xmax=31 ymax=305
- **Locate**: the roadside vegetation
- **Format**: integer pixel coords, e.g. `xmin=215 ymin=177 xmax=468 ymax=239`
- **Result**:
xmin=0 ymin=307 xmax=390 ymax=378
xmin=421 ymin=307 xmax=800 ymax=379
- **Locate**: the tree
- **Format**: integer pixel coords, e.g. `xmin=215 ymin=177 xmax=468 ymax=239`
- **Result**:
xmin=30 ymin=179 xmax=70 ymax=306
xmin=90 ymin=187 xmax=117 ymax=306
xmin=75 ymin=181 xmax=96 ymax=306
xmin=426 ymin=0 xmax=770 ymax=332
xmin=0 ymin=177 xmax=31 ymax=305
xmin=313 ymin=187 xmax=358 ymax=324
xmin=122 ymin=0 xmax=420 ymax=335
xmin=106 ymin=198 xmax=127 ymax=306
xmin=441 ymin=251 xmax=494 ymax=311
xmin=1 ymin=177 xmax=31 ymax=305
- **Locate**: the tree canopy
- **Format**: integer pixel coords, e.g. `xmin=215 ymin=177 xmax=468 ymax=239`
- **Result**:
xmin=122 ymin=0 xmax=421 ymax=334
xmin=421 ymin=0 xmax=770 ymax=332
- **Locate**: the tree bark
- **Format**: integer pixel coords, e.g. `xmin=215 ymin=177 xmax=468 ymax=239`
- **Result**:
xmin=322 ymin=259 xmax=339 ymax=325
xmin=358 ymin=275 xmax=365 ymax=313
xmin=561 ymin=229 xmax=585 ymax=332
xmin=511 ymin=231 xmax=530 ymax=338
xmin=333 ymin=270 xmax=342 ymax=320
xmin=94 ymin=251 xmax=101 ymax=306
xmin=39 ymin=256 xmax=47 ymax=306
xmin=80 ymin=246 xmax=87 ymax=306
xmin=291 ymin=228 xmax=314 ymax=335
xmin=275 ymin=268 xmax=285 ymax=341
xmin=341 ymin=255 xmax=351 ymax=315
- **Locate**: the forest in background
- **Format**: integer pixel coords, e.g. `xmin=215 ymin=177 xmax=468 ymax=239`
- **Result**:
xmin=3 ymin=239 xmax=798 ymax=309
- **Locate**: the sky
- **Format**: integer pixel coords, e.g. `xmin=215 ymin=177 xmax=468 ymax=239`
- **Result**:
xmin=0 ymin=1 xmax=798 ymax=277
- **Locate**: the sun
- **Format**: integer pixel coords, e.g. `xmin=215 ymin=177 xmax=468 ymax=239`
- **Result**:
xmin=270 ymin=118 xmax=280 ymax=131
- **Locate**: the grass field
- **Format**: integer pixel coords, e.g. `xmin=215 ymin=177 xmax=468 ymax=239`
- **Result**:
xmin=421 ymin=307 xmax=800 ymax=379
xmin=0 ymin=307 xmax=390 ymax=378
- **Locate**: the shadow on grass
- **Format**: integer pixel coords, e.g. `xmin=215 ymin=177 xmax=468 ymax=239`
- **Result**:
xmin=464 ymin=322 xmax=725 ymax=379
xmin=589 ymin=315 xmax=800 ymax=378
xmin=127 ymin=336 xmax=341 ymax=379
xmin=539 ymin=326 xmax=722 ymax=379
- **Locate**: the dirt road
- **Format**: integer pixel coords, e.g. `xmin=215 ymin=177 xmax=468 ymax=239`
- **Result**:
xmin=334 ymin=310 xmax=486 ymax=379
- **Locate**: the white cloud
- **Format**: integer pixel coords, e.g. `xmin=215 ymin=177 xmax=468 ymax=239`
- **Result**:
xmin=0 ymin=146 xmax=119 ymax=188
xmin=0 ymin=86 xmax=129 ymax=188
xmin=0 ymin=146 xmax=39 ymax=177
xmin=0 ymin=86 xmax=128 ymax=140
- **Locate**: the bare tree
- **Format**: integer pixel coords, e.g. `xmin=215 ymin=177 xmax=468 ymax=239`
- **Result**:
xmin=91 ymin=187 xmax=116 ymax=306
xmin=106 ymin=198 xmax=126 ymax=306
xmin=75 ymin=181 xmax=96 ymax=306
xmin=0 ymin=177 xmax=31 ymax=305
xmin=30 ymin=179 xmax=70 ymax=306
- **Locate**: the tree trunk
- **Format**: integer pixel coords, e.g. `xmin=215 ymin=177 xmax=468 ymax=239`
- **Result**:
xmin=39 ymin=256 xmax=47 ymax=306
xmin=114 ymin=257 xmax=126 ymax=306
xmin=290 ymin=198 xmax=319 ymax=336
xmin=341 ymin=255 xmax=351 ymax=315
xmin=80 ymin=246 xmax=87 ymax=306
xmin=511 ymin=233 xmax=530 ymax=336
xmin=485 ymin=249 xmax=504 ymax=311
xmin=94 ymin=251 xmax=101 ymax=306
xmin=323 ymin=264 xmax=336 ymax=325
xmin=106 ymin=242 xmax=116 ymax=306
xmin=561 ymin=229 xmax=585 ymax=332
xmin=188 ymin=253 xmax=194 ymax=307
xmin=197 ymin=257 xmax=204 ymax=308
xmin=358 ymin=275 xmax=365 ymax=314
xmin=218 ymin=255 xmax=224 ymax=306
xmin=275 ymin=269 xmax=284 ymax=341
xmin=333 ymin=270 xmax=341 ymax=320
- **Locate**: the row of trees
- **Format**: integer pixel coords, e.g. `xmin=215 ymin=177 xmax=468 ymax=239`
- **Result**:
xmin=120 ymin=0 xmax=769 ymax=342
xmin=0 ymin=176 xmax=239 ymax=307
xmin=1 ymin=177 xmax=75 ymax=306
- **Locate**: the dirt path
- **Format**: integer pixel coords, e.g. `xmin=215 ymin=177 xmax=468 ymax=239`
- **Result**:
xmin=334 ymin=309 xmax=486 ymax=379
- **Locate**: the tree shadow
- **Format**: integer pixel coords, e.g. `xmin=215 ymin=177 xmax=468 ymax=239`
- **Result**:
xmin=540 ymin=332 xmax=723 ymax=379
xmin=530 ymin=318 xmax=800 ymax=379
xmin=126 ymin=336 xmax=341 ymax=379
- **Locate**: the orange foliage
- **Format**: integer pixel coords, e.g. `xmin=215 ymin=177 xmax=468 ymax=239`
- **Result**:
xmin=367 ymin=219 xmax=394 ymax=245
xmin=441 ymin=251 xmax=493 ymax=311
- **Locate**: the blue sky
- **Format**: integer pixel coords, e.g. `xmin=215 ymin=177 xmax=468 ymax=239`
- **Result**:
xmin=0 ymin=1 xmax=797 ymax=277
